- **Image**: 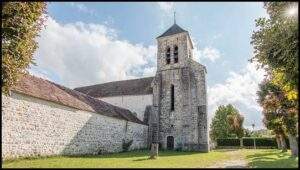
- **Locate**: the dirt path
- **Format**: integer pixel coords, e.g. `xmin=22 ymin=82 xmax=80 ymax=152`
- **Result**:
xmin=208 ymin=159 xmax=248 ymax=168
xmin=207 ymin=150 xmax=249 ymax=168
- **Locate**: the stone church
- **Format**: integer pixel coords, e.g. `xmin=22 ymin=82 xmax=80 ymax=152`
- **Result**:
xmin=75 ymin=23 xmax=209 ymax=152
xmin=2 ymin=22 xmax=208 ymax=160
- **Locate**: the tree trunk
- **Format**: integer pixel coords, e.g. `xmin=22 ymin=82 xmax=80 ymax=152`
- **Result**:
xmin=279 ymin=134 xmax=287 ymax=152
xmin=288 ymin=133 xmax=298 ymax=157
xmin=239 ymin=138 xmax=243 ymax=148
xmin=149 ymin=143 xmax=158 ymax=159
xmin=275 ymin=135 xmax=282 ymax=150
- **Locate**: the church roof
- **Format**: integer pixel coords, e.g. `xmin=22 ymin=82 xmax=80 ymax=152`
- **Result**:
xmin=74 ymin=77 xmax=154 ymax=98
xmin=11 ymin=74 xmax=146 ymax=125
xmin=157 ymin=23 xmax=188 ymax=38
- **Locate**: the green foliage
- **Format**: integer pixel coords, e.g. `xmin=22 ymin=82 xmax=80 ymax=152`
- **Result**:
xmin=217 ymin=138 xmax=277 ymax=147
xmin=209 ymin=104 xmax=239 ymax=141
xmin=251 ymin=2 xmax=298 ymax=93
xmin=257 ymin=77 xmax=298 ymax=137
xmin=227 ymin=112 xmax=245 ymax=139
xmin=2 ymin=2 xmax=47 ymax=94
xmin=251 ymin=129 xmax=274 ymax=138
xmin=122 ymin=139 xmax=133 ymax=152
xmin=216 ymin=138 xmax=240 ymax=146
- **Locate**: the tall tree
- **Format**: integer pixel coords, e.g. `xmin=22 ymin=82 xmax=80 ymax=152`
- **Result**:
xmin=257 ymin=78 xmax=298 ymax=155
xmin=227 ymin=113 xmax=245 ymax=148
xmin=252 ymin=2 xmax=298 ymax=157
xmin=251 ymin=2 xmax=298 ymax=99
xmin=257 ymin=78 xmax=288 ymax=152
xmin=209 ymin=104 xmax=238 ymax=141
xmin=2 ymin=2 xmax=47 ymax=94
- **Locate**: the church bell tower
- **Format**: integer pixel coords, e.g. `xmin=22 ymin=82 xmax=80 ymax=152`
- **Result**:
xmin=149 ymin=19 xmax=209 ymax=152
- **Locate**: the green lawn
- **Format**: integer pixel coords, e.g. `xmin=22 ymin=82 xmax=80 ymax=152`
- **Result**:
xmin=243 ymin=149 xmax=298 ymax=168
xmin=2 ymin=149 xmax=298 ymax=168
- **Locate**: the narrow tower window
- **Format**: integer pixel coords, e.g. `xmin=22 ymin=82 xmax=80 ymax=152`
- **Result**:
xmin=171 ymin=84 xmax=175 ymax=111
xmin=166 ymin=47 xmax=171 ymax=64
xmin=174 ymin=46 xmax=178 ymax=63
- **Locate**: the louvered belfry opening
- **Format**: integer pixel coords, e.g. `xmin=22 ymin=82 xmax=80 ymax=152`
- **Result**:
xmin=166 ymin=47 xmax=171 ymax=64
xmin=174 ymin=45 xmax=178 ymax=63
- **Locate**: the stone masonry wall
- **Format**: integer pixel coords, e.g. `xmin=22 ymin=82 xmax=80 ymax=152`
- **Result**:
xmin=2 ymin=92 xmax=148 ymax=160
xmin=152 ymin=29 xmax=209 ymax=152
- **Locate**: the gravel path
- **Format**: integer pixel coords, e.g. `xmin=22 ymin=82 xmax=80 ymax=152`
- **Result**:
xmin=208 ymin=159 xmax=248 ymax=168
xmin=207 ymin=150 xmax=249 ymax=168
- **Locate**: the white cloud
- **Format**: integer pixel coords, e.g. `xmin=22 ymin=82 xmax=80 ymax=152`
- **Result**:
xmin=157 ymin=2 xmax=174 ymax=12
xmin=191 ymin=38 xmax=221 ymax=63
xmin=31 ymin=16 xmax=156 ymax=88
xmin=207 ymin=61 xmax=266 ymax=128
xmin=193 ymin=46 xmax=221 ymax=63
xmin=69 ymin=2 xmax=96 ymax=16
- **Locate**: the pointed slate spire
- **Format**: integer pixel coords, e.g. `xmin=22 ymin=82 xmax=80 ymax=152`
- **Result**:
xmin=157 ymin=23 xmax=187 ymax=38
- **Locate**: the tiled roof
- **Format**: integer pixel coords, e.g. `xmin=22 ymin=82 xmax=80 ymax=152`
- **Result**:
xmin=157 ymin=23 xmax=188 ymax=38
xmin=74 ymin=77 xmax=154 ymax=98
xmin=11 ymin=74 xmax=146 ymax=125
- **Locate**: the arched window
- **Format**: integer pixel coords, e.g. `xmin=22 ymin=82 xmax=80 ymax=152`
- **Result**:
xmin=171 ymin=84 xmax=175 ymax=111
xmin=174 ymin=46 xmax=178 ymax=63
xmin=166 ymin=47 xmax=171 ymax=64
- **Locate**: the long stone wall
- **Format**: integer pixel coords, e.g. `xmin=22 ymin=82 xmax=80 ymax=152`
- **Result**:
xmin=2 ymin=92 xmax=148 ymax=160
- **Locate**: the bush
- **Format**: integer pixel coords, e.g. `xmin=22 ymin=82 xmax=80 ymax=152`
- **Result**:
xmin=243 ymin=138 xmax=254 ymax=146
xmin=217 ymin=137 xmax=279 ymax=148
xmin=254 ymin=138 xmax=277 ymax=147
xmin=217 ymin=138 xmax=240 ymax=146
xmin=175 ymin=143 xmax=183 ymax=151
xmin=122 ymin=139 xmax=133 ymax=152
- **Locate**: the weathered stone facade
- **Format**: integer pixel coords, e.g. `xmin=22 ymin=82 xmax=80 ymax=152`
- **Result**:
xmin=2 ymin=92 xmax=148 ymax=160
xmin=1 ymin=23 xmax=208 ymax=161
xmin=149 ymin=25 xmax=209 ymax=152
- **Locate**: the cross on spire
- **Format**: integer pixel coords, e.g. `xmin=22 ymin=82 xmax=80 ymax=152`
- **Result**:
xmin=174 ymin=11 xmax=176 ymax=24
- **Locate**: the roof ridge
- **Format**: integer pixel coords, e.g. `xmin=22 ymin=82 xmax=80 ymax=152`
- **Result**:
xmin=74 ymin=76 xmax=154 ymax=90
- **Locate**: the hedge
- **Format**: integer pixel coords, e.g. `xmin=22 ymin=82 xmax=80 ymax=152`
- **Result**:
xmin=216 ymin=138 xmax=240 ymax=146
xmin=216 ymin=137 xmax=298 ymax=148
xmin=217 ymin=138 xmax=277 ymax=147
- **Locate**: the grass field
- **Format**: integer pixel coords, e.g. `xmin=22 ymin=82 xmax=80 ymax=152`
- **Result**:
xmin=2 ymin=149 xmax=298 ymax=168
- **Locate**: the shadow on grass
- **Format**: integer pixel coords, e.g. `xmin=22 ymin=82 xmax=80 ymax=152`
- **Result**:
xmin=246 ymin=151 xmax=298 ymax=168
xmin=213 ymin=149 xmax=238 ymax=152
xmin=62 ymin=150 xmax=202 ymax=159
xmin=132 ymin=158 xmax=152 ymax=161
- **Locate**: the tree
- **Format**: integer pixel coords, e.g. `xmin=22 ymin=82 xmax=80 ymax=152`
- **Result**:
xmin=2 ymin=2 xmax=47 ymax=94
xmin=257 ymin=78 xmax=298 ymax=155
xmin=227 ymin=113 xmax=245 ymax=148
xmin=251 ymin=2 xmax=298 ymax=98
xmin=252 ymin=2 xmax=298 ymax=157
xmin=209 ymin=104 xmax=238 ymax=141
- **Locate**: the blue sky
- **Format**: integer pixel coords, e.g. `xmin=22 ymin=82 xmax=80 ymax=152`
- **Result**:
xmin=30 ymin=2 xmax=269 ymax=130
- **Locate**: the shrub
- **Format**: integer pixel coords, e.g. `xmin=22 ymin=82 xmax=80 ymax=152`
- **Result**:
xmin=217 ymin=138 xmax=240 ymax=146
xmin=242 ymin=138 xmax=254 ymax=146
xmin=254 ymin=138 xmax=277 ymax=147
xmin=217 ymin=137 xmax=278 ymax=147
xmin=122 ymin=139 xmax=133 ymax=152
xmin=175 ymin=143 xmax=183 ymax=151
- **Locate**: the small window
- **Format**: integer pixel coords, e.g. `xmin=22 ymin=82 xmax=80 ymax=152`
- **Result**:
xmin=166 ymin=47 xmax=171 ymax=64
xmin=174 ymin=46 xmax=178 ymax=63
xmin=171 ymin=85 xmax=175 ymax=111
